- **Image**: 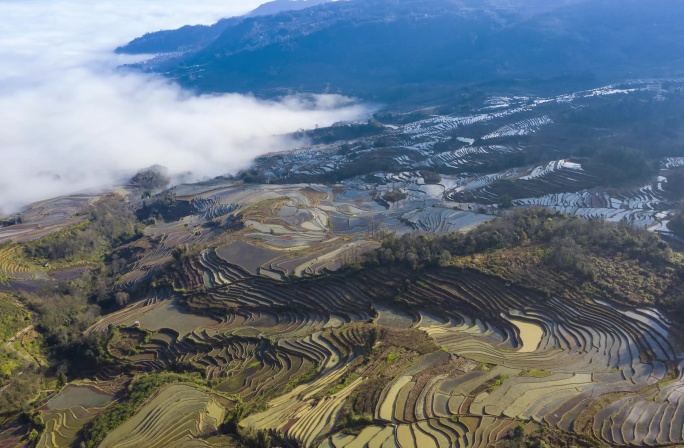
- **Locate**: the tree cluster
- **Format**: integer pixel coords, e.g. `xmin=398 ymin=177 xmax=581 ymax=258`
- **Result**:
xmin=419 ymin=170 xmax=442 ymax=184
xmin=136 ymin=192 xmax=195 ymax=223
xmin=382 ymin=189 xmax=408 ymax=203
xmin=297 ymin=119 xmax=385 ymax=145
xmin=364 ymin=208 xmax=672 ymax=272
xmin=130 ymin=165 xmax=170 ymax=192
xmin=583 ymin=147 xmax=657 ymax=186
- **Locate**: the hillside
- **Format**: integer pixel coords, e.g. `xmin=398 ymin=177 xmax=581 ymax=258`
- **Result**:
xmin=3 ymin=1 xmax=684 ymax=445
xmin=116 ymin=0 xmax=332 ymax=55
xmin=119 ymin=0 xmax=684 ymax=102
xmin=1 ymin=170 xmax=683 ymax=446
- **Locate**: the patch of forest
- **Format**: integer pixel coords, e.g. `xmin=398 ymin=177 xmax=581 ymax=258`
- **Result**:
xmin=362 ymin=208 xmax=684 ymax=314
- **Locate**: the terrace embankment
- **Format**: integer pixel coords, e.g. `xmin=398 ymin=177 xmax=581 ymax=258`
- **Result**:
xmin=6 ymin=181 xmax=684 ymax=447
xmin=99 ymin=232 xmax=671 ymax=446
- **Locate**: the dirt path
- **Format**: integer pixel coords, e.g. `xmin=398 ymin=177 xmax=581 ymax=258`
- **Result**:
xmin=5 ymin=323 xmax=35 ymax=348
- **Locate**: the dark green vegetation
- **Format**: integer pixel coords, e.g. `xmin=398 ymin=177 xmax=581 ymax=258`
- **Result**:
xmin=582 ymin=147 xmax=656 ymax=187
xmin=121 ymin=0 xmax=684 ymax=103
xmin=666 ymin=168 xmax=684 ymax=239
xmin=566 ymin=94 xmax=684 ymax=159
xmin=670 ymin=209 xmax=684 ymax=239
xmin=0 ymin=293 xmax=99 ymax=415
xmin=135 ymin=191 xmax=196 ymax=223
xmin=419 ymin=170 xmax=442 ymax=185
xmin=366 ymin=208 xmax=682 ymax=309
xmin=382 ymin=189 xmax=408 ymax=203
xmin=0 ymin=299 xmax=44 ymax=416
xmin=295 ymin=119 xmax=385 ymax=145
xmin=130 ymin=165 xmax=170 ymax=194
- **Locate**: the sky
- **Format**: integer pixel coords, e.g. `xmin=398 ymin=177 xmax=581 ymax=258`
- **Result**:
xmin=0 ymin=0 xmax=371 ymax=215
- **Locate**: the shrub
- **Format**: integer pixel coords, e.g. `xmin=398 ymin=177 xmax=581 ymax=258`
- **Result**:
xmin=419 ymin=170 xmax=442 ymax=184
xmin=239 ymin=426 xmax=273 ymax=448
xmin=130 ymin=165 xmax=170 ymax=191
xmin=383 ymin=189 xmax=408 ymax=203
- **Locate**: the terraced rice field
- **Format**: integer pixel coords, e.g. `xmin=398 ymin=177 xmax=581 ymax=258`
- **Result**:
xmin=319 ymin=417 xmax=537 ymax=448
xmin=481 ymin=116 xmax=552 ymax=140
xmin=6 ymin=81 xmax=684 ymax=448
xmin=35 ymin=255 xmax=684 ymax=447
xmin=375 ymin=305 xmax=414 ymax=329
xmin=145 ymin=262 xmax=684 ymax=447
xmin=215 ymin=240 xmax=281 ymax=275
xmin=37 ymin=378 xmax=127 ymax=448
xmin=446 ymin=159 xmax=597 ymax=204
xmin=85 ymin=294 xmax=169 ymax=335
xmin=98 ymin=384 xmax=225 ymax=448
xmin=426 ymin=145 xmax=522 ymax=171
xmin=507 ymin=318 xmax=543 ymax=353
xmin=514 ymin=177 xmax=674 ymax=228
xmin=120 ymin=298 xmax=220 ymax=337
xmin=0 ymin=194 xmax=97 ymax=244
xmin=401 ymin=208 xmax=491 ymax=233
xmin=0 ymin=244 xmax=44 ymax=280
xmin=65 ymin=184 xmax=684 ymax=447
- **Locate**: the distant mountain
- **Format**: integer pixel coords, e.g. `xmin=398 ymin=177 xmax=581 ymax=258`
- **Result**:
xmin=115 ymin=18 xmax=239 ymax=54
xmin=245 ymin=0 xmax=333 ymax=18
xmin=119 ymin=0 xmax=684 ymax=103
xmin=115 ymin=0 xmax=333 ymax=54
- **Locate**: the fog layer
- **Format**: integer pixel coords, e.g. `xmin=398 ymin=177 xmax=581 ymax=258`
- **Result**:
xmin=0 ymin=0 xmax=371 ymax=214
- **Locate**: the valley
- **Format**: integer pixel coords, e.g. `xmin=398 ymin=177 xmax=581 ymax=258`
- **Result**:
xmin=2 ymin=0 xmax=684 ymax=445
xmin=1 ymin=78 xmax=684 ymax=447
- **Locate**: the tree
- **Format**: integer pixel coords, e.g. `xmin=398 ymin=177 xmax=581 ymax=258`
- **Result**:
xmin=500 ymin=194 xmax=514 ymax=209
xmin=130 ymin=165 xmax=170 ymax=191
xmin=383 ymin=189 xmax=408 ymax=203
xmin=419 ymin=170 xmax=442 ymax=184
xmin=114 ymin=291 xmax=130 ymax=308
xmin=438 ymin=250 xmax=452 ymax=266
xmin=172 ymin=245 xmax=188 ymax=263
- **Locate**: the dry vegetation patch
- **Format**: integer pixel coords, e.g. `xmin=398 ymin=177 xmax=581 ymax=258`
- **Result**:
xmin=342 ymin=326 xmax=439 ymax=424
xmin=455 ymin=244 xmax=682 ymax=307
xmin=107 ymin=328 xmax=148 ymax=359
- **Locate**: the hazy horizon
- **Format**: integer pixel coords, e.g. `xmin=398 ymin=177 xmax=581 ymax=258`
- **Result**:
xmin=0 ymin=0 xmax=371 ymax=215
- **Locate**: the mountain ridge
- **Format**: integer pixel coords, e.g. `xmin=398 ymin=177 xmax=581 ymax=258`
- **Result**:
xmin=118 ymin=0 xmax=684 ymax=103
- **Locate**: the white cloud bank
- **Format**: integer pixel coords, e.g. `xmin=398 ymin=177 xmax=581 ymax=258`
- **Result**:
xmin=0 ymin=0 xmax=371 ymax=214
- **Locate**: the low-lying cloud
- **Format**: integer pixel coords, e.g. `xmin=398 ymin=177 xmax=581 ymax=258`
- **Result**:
xmin=0 ymin=0 xmax=371 ymax=215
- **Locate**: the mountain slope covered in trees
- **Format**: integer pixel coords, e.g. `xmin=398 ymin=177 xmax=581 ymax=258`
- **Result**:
xmin=120 ymin=0 xmax=684 ymax=102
